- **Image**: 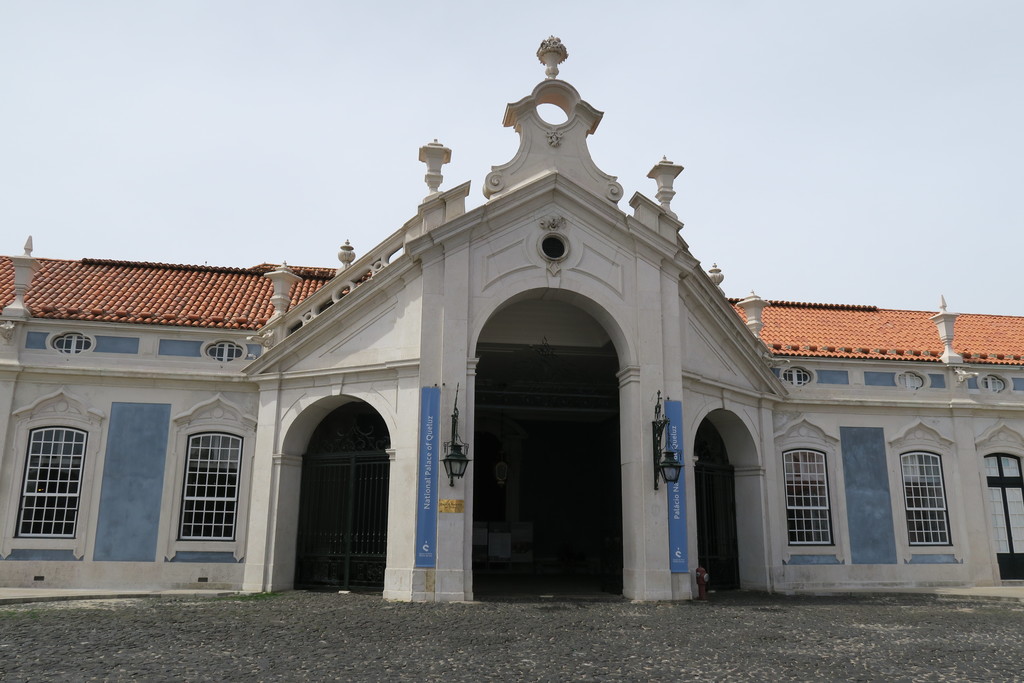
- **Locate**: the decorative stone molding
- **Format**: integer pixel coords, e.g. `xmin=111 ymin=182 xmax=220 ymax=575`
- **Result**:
xmin=774 ymin=418 xmax=838 ymax=451
xmin=173 ymin=394 xmax=257 ymax=432
xmin=888 ymin=420 xmax=954 ymax=453
xmin=484 ymin=68 xmax=623 ymax=204
xmin=538 ymin=215 xmax=565 ymax=231
xmin=975 ymin=423 xmax=1024 ymax=455
xmin=13 ymin=386 xmax=106 ymax=426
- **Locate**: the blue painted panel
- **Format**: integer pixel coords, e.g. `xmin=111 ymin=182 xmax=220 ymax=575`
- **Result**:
xmin=4 ymin=549 xmax=80 ymax=561
xmin=25 ymin=331 xmax=48 ymax=349
xmin=246 ymin=344 xmax=262 ymax=359
xmin=864 ymin=372 xmax=896 ymax=387
xmin=967 ymin=378 xmax=978 ymax=390
xmin=158 ymin=339 xmax=203 ymax=357
xmin=169 ymin=552 xmax=238 ymax=563
xmin=93 ymin=403 xmax=171 ymax=562
xmin=840 ymin=427 xmax=897 ymax=564
xmin=908 ymin=554 xmax=959 ymax=564
xmin=929 ymin=374 xmax=946 ymax=389
xmin=664 ymin=400 xmax=687 ymax=572
xmin=95 ymin=336 xmax=139 ymax=354
xmin=817 ymin=370 xmax=849 ymax=385
xmin=415 ymin=387 xmax=441 ymax=568
xmin=1013 ymin=378 xmax=1024 ymax=392
xmin=786 ymin=554 xmax=842 ymax=565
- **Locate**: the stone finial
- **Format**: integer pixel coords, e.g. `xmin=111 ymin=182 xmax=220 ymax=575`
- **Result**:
xmin=265 ymin=263 xmax=301 ymax=321
xmin=737 ymin=291 xmax=768 ymax=337
xmin=2 ymin=235 xmax=41 ymax=319
xmin=929 ymin=295 xmax=963 ymax=364
xmin=707 ymin=263 xmax=724 ymax=288
xmin=647 ymin=157 xmax=684 ymax=217
xmin=537 ymin=36 xmax=568 ymax=79
xmin=418 ymin=139 xmax=452 ymax=198
xmin=337 ymin=240 xmax=356 ymax=273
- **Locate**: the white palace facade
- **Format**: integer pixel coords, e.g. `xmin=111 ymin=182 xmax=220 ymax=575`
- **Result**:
xmin=2 ymin=39 xmax=1024 ymax=601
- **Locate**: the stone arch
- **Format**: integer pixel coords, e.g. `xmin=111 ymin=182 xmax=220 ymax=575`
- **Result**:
xmin=691 ymin=407 xmax=767 ymax=591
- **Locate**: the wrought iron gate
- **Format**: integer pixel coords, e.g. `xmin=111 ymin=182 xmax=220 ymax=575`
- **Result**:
xmin=694 ymin=419 xmax=740 ymax=590
xmin=295 ymin=403 xmax=391 ymax=590
xmin=295 ymin=452 xmax=390 ymax=589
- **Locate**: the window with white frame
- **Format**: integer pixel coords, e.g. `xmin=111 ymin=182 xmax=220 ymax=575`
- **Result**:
xmin=17 ymin=427 xmax=87 ymax=537
xmin=179 ymin=433 xmax=242 ymax=540
xmin=981 ymin=375 xmax=1006 ymax=393
xmin=901 ymin=451 xmax=951 ymax=545
xmin=783 ymin=449 xmax=832 ymax=544
xmin=897 ymin=372 xmax=925 ymax=389
xmin=780 ymin=367 xmax=812 ymax=387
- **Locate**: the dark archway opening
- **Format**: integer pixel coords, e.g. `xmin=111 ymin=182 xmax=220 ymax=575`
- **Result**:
xmin=294 ymin=402 xmax=390 ymax=590
xmin=694 ymin=418 xmax=740 ymax=590
xmin=473 ymin=333 xmax=622 ymax=598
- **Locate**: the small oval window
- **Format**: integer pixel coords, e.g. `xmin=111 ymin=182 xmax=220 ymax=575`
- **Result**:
xmin=897 ymin=372 xmax=925 ymax=390
xmin=206 ymin=341 xmax=244 ymax=363
xmin=780 ymin=367 xmax=812 ymax=386
xmin=981 ymin=375 xmax=1006 ymax=393
xmin=53 ymin=332 xmax=92 ymax=354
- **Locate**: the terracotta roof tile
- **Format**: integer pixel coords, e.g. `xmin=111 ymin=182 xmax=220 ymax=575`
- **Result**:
xmin=0 ymin=257 xmax=335 ymax=330
xmin=733 ymin=299 xmax=1024 ymax=366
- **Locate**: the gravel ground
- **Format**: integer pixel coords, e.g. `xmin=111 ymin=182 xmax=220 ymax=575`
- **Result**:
xmin=1 ymin=590 xmax=1023 ymax=681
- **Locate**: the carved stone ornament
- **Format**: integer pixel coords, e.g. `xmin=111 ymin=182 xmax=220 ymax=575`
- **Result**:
xmin=248 ymin=328 xmax=276 ymax=349
xmin=538 ymin=216 xmax=565 ymax=231
xmin=536 ymin=36 xmax=568 ymax=79
xmin=0 ymin=320 xmax=15 ymax=343
xmin=774 ymin=418 xmax=838 ymax=449
xmin=546 ymin=130 xmax=563 ymax=147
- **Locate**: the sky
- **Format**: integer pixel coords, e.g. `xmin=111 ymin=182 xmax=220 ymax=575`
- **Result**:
xmin=2 ymin=1 xmax=1022 ymax=315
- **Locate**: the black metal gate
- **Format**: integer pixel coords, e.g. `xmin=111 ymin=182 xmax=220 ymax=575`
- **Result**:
xmin=295 ymin=404 xmax=390 ymax=590
xmin=694 ymin=420 xmax=740 ymax=590
xmin=986 ymin=454 xmax=1024 ymax=580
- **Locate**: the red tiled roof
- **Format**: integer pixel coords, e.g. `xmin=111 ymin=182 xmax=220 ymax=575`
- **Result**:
xmin=0 ymin=257 xmax=336 ymax=330
xmin=735 ymin=300 xmax=1024 ymax=366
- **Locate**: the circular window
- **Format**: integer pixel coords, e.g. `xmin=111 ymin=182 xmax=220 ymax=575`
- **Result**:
xmin=52 ymin=332 xmax=92 ymax=354
xmin=540 ymin=235 xmax=567 ymax=261
xmin=981 ymin=375 xmax=1006 ymax=393
xmin=206 ymin=341 xmax=244 ymax=363
xmin=897 ymin=372 xmax=925 ymax=389
xmin=780 ymin=367 xmax=812 ymax=386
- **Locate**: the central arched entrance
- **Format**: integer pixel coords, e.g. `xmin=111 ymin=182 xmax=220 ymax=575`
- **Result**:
xmin=472 ymin=299 xmax=622 ymax=597
xmin=294 ymin=402 xmax=391 ymax=590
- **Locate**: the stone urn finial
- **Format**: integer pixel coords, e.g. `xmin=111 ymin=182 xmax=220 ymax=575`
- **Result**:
xmin=418 ymin=139 xmax=452 ymax=197
xmin=707 ymin=263 xmax=724 ymax=287
xmin=537 ymin=36 xmax=568 ymax=79
xmin=338 ymin=240 xmax=356 ymax=271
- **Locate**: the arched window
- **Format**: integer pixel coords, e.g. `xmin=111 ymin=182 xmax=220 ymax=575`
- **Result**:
xmin=179 ymin=433 xmax=243 ymax=540
xmin=18 ymin=427 xmax=88 ymax=537
xmin=783 ymin=449 xmax=832 ymax=544
xmin=900 ymin=452 xmax=950 ymax=545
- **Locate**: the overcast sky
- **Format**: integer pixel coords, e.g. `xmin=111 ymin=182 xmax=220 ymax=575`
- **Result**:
xmin=2 ymin=1 xmax=1022 ymax=315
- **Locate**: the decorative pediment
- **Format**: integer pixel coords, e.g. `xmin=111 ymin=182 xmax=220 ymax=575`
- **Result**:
xmin=976 ymin=423 xmax=1024 ymax=455
xmin=173 ymin=394 xmax=256 ymax=432
xmin=13 ymin=387 xmax=105 ymax=425
xmin=889 ymin=420 xmax=954 ymax=453
xmin=774 ymin=418 xmax=838 ymax=450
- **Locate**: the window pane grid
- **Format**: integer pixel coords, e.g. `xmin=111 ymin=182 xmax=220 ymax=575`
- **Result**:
xmin=901 ymin=452 xmax=950 ymax=545
xmin=18 ymin=428 xmax=87 ymax=537
xmin=784 ymin=450 xmax=832 ymax=544
xmin=179 ymin=433 xmax=242 ymax=540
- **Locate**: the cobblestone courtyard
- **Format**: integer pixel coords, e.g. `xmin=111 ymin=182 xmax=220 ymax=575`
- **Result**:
xmin=2 ymin=590 xmax=1023 ymax=681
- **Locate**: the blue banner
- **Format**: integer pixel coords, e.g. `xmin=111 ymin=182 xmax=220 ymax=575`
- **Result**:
xmin=415 ymin=386 xmax=441 ymax=568
xmin=665 ymin=399 xmax=688 ymax=573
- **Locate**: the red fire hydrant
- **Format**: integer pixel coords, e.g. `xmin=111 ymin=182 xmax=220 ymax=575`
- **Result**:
xmin=695 ymin=566 xmax=709 ymax=600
